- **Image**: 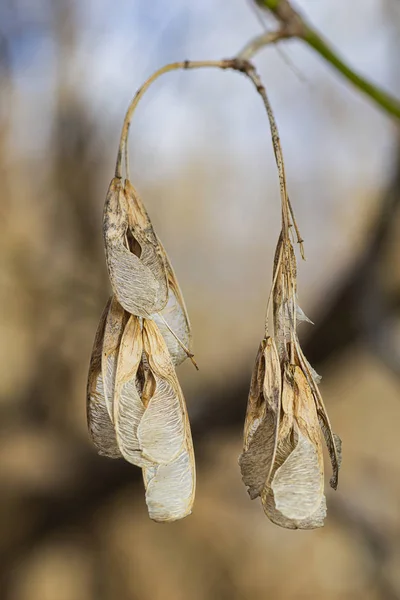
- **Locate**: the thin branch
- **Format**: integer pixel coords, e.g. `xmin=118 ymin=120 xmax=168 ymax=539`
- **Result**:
xmin=115 ymin=60 xmax=230 ymax=178
xmin=252 ymin=0 xmax=400 ymax=120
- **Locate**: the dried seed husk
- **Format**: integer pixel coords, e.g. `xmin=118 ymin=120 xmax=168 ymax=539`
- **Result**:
xmin=87 ymin=298 xmax=121 ymax=458
xmin=261 ymin=364 xmax=325 ymax=528
xmin=318 ymin=414 xmax=342 ymax=490
xmin=138 ymin=319 xmax=187 ymax=463
xmin=273 ymin=239 xmax=297 ymax=359
xmin=271 ymin=428 xmax=323 ymax=520
xmin=103 ymin=178 xmax=162 ymax=316
xmin=140 ymin=318 xmax=195 ymax=522
xmin=239 ymin=337 xmax=281 ymax=499
xmin=294 ymin=343 xmax=341 ymax=489
xmin=124 ymin=180 xmax=168 ymax=312
xmin=143 ymin=438 xmax=195 ymax=522
xmin=151 ymin=237 xmax=192 ymax=366
xmin=262 ymin=485 xmax=327 ymax=530
xmin=239 ymin=410 xmax=276 ymax=500
xmin=113 ymin=314 xmax=153 ymax=467
xmin=102 ymin=297 xmax=127 ymax=421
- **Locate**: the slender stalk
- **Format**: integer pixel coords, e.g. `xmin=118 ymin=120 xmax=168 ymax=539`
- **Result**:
xmin=116 ymin=57 xmax=302 ymax=345
xmin=115 ymin=60 xmax=231 ymax=179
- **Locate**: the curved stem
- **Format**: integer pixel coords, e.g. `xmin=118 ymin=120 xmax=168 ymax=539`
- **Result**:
xmin=115 ymin=60 xmax=230 ymax=178
xmin=116 ymin=57 xmax=301 ymax=345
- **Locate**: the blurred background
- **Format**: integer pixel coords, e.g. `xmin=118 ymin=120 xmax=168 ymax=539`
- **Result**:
xmin=1 ymin=0 xmax=400 ymax=598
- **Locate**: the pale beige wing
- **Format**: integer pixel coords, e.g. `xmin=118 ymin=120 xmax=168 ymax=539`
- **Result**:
xmin=113 ymin=315 xmax=153 ymax=468
xmin=138 ymin=319 xmax=187 ymax=463
xmin=86 ymin=298 xmax=121 ymax=458
xmin=239 ymin=337 xmax=281 ymax=499
xmin=103 ymin=177 xmax=160 ymax=316
xmin=140 ymin=319 xmax=195 ymax=521
xmin=261 ymin=365 xmax=325 ymax=527
xmin=262 ymin=485 xmax=326 ymax=530
xmin=151 ymin=237 xmax=192 ymax=366
xmin=144 ymin=444 xmax=195 ymax=522
xmin=124 ymin=180 xmax=168 ymax=312
xmin=102 ymin=296 xmax=127 ymax=420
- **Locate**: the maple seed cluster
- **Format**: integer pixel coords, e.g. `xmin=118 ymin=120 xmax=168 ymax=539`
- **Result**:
xmin=87 ymin=177 xmax=195 ymax=523
xmin=86 ymin=59 xmax=341 ymax=529
xmin=239 ymin=228 xmax=342 ymax=529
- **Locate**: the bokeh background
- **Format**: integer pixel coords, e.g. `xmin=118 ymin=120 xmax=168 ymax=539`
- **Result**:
xmin=1 ymin=0 xmax=400 ymax=598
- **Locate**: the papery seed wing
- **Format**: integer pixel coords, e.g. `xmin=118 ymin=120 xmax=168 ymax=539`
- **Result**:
xmin=152 ymin=237 xmax=192 ymax=366
xmin=279 ymin=364 xmax=295 ymax=439
xmin=144 ymin=417 xmax=195 ymax=522
xmin=242 ymin=343 xmax=265 ymax=450
xmin=113 ymin=315 xmax=153 ymax=467
xmin=124 ymin=180 xmax=168 ymax=312
xmin=267 ymin=366 xmax=324 ymax=522
xmin=273 ymin=239 xmax=297 ymax=358
xmin=259 ymin=365 xmax=325 ymax=526
xmin=138 ymin=319 xmax=188 ymax=463
xmin=239 ymin=410 xmax=276 ymax=499
xmin=140 ymin=319 xmax=195 ymax=521
xmin=295 ymin=345 xmax=341 ymax=490
xmin=293 ymin=366 xmax=324 ymax=454
xmin=103 ymin=178 xmax=160 ymax=316
xmin=262 ymin=337 xmax=281 ymax=415
xmin=102 ymin=297 xmax=127 ymax=420
xmin=239 ymin=337 xmax=282 ymax=498
xmin=269 ymin=428 xmax=324 ymax=522
xmin=87 ymin=298 xmax=121 ymax=458
xmin=262 ymin=485 xmax=326 ymax=530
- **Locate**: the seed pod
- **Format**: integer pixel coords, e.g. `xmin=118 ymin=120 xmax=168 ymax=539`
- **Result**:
xmin=143 ymin=443 xmax=195 ymax=523
xmin=295 ymin=343 xmax=342 ymax=490
xmin=261 ymin=364 xmax=325 ymax=528
xmin=151 ymin=237 xmax=192 ymax=366
xmin=86 ymin=299 xmax=121 ymax=458
xmin=239 ymin=337 xmax=281 ymax=499
xmin=102 ymin=297 xmax=127 ymax=421
xmin=262 ymin=486 xmax=327 ymax=530
xmin=113 ymin=314 xmax=153 ymax=467
xmin=272 ymin=239 xmax=297 ymax=359
xmin=103 ymin=178 xmax=163 ymax=316
xmin=139 ymin=319 xmax=188 ymax=463
xmin=141 ymin=319 xmax=195 ymax=522
xmin=124 ymin=180 xmax=168 ymax=312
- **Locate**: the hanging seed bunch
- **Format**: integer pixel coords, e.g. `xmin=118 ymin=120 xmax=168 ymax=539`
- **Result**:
xmin=239 ymin=82 xmax=342 ymax=529
xmin=86 ymin=58 xmax=342 ymax=528
xmin=87 ymin=174 xmax=195 ymax=523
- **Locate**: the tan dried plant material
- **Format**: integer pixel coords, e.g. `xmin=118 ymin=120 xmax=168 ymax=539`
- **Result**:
xmin=102 ymin=296 xmax=127 ymax=421
xmin=103 ymin=177 xmax=195 ymax=367
xmin=260 ymin=365 xmax=325 ymax=529
xmin=103 ymin=177 xmax=167 ymax=317
xmin=151 ymin=237 xmax=192 ymax=367
xmin=113 ymin=315 xmax=152 ymax=468
xmin=111 ymin=315 xmax=195 ymax=522
xmin=294 ymin=343 xmax=342 ymax=491
xmin=86 ymin=298 xmax=121 ymax=459
xmin=239 ymin=336 xmax=281 ymax=499
xmin=239 ymin=82 xmax=341 ymax=528
xmin=124 ymin=180 xmax=168 ymax=312
xmin=140 ymin=319 xmax=195 ymax=522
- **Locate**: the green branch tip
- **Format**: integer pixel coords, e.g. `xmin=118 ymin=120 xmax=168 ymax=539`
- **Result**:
xmin=254 ymin=0 xmax=400 ymax=120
